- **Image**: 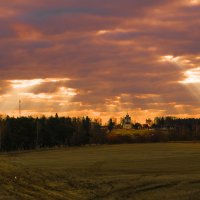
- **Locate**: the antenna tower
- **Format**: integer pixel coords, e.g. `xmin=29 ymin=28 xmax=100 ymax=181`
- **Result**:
xmin=19 ymin=99 xmax=21 ymax=117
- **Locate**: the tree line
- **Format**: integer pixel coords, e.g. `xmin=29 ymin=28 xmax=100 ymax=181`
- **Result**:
xmin=153 ymin=117 xmax=200 ymax=140
xmin=1 ymin=115 xmax=200 ymax=151
xmin=0 ymin=115 xmax=106 ymax=151
xmin=107 ymin=117 xmax=200 ymax=143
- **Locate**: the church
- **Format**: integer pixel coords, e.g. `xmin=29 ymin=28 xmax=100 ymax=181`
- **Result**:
xmin=122 ymin=114 xmax=132 ymax=129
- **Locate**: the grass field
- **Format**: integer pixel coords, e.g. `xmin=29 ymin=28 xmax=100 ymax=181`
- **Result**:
xmin=111 ymin=128 xmax=154 ymax=135
xmin=1 ymin=143 xmax=200 ymax=199
xmin=111 ymin=128 xmax=167 ymax=135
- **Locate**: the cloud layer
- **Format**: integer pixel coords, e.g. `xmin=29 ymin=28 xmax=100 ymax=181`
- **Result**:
xmin=0 ymin=0 xmax=200 ymax=122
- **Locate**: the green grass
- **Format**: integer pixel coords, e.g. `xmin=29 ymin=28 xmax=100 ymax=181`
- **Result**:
xmin=1 ymin=143 xmax=200 ymax=199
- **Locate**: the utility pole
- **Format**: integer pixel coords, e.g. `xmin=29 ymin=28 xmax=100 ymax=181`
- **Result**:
xmin=36 ymin=118 xmax=39 ymax=148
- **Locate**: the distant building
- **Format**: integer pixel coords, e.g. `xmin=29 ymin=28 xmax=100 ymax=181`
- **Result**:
xmin=122 ymin=114 xmax=132 ymax=129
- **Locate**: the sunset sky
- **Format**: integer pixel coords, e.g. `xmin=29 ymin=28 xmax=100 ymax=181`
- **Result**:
xmin=0 ymin=0 xmax=200 ymax=123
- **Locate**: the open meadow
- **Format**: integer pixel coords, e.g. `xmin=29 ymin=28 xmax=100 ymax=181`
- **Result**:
xmin=1 ymin=143 xmax=200 ymax=199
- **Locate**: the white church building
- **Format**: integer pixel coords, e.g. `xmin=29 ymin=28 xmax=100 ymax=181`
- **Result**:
xmin=122 ymin=114 xmax=132 ymax=129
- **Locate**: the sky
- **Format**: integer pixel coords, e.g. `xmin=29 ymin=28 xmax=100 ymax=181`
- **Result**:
xmin=0 ymin=0 xmax=200 ymax=123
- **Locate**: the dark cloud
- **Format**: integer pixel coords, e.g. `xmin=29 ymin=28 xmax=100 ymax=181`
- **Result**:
xmin=0 ymin=0 xmax=200 ymax=121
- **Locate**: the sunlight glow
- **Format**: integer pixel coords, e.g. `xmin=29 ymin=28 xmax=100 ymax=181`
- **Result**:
xmin=10 ymin=79 xmax=43 ymax=89
xmin=135 ymin=94 xmax=160 ymax=99
xmin=160 ymin=55 xmax=181 ymax=63
xmin=58 ymin=87 xmax=77 ymax=96
xmin=180 ymin=67 xmax=200 ymax=84
xmin=8 ymin=78 xmax=69 ymax=89
xmin=189 ymin=0 xmax=200 ymax=5
xmin=97 ymin=30 xmax=110 ymax=35
xmin=97 ymin=28 xmax=131 ymax=36
xmin=0 ymin=78 xmax=75 ymax=116
xmin=159 ymin=55 xmax=197 ymax=67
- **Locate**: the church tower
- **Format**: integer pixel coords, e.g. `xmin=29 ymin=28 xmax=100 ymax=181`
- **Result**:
xmin=122 ymin=114 xmax=132 ymax=129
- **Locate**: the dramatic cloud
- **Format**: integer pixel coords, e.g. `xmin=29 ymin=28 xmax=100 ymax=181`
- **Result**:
xmin=0 ymin=0 xmax=200 ymax=123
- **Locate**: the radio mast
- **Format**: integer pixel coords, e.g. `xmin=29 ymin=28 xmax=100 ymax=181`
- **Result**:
xmin=19 ymin=99 xmax=21 ymax=117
